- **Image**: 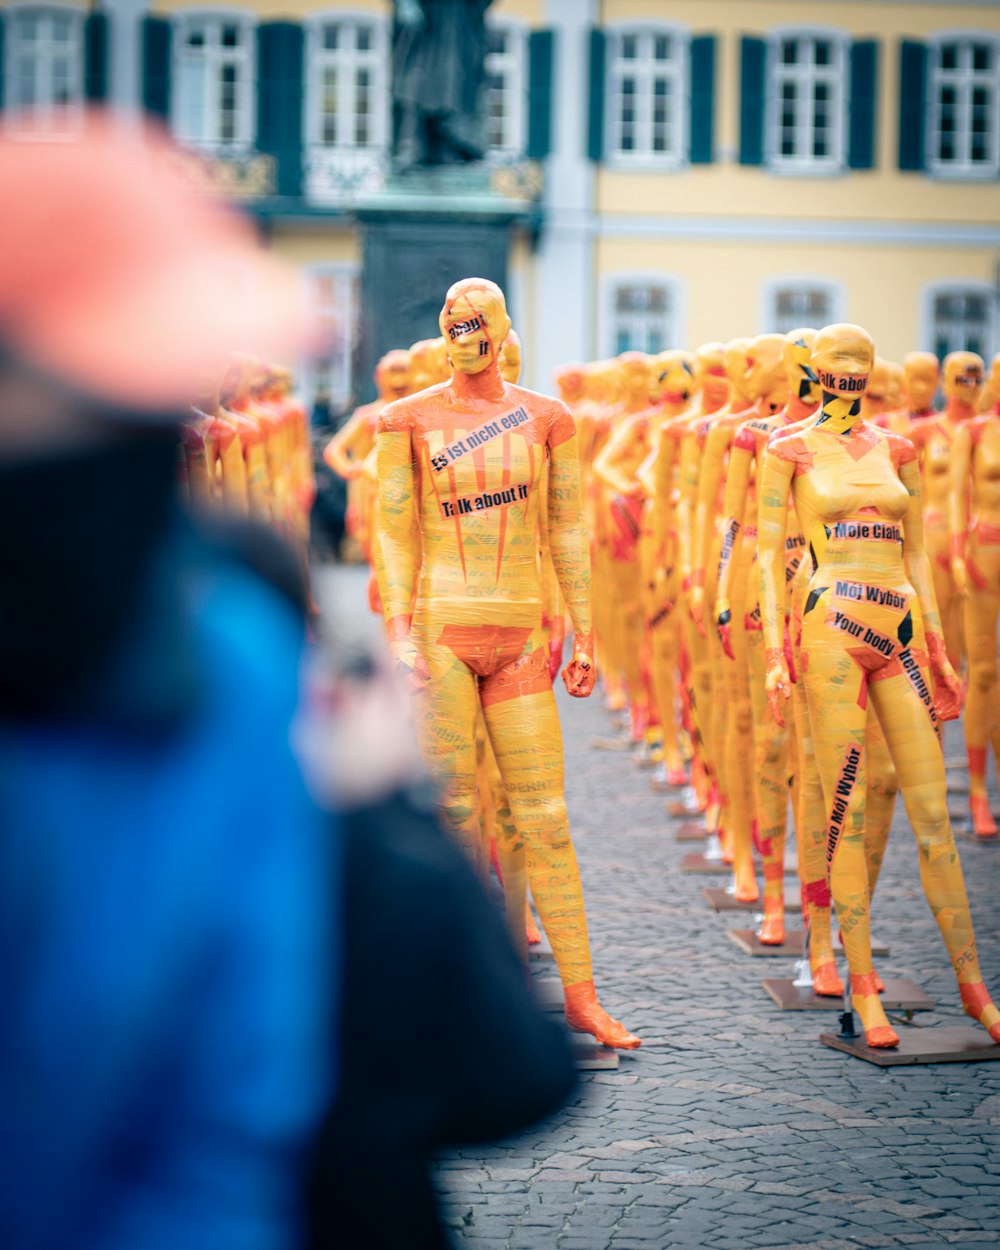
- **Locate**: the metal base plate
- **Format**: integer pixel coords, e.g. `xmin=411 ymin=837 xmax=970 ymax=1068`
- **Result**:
xmin=762 ymin=977 xmax=933 ymax=1012
xmin=569 ymin=1035 xmax=621 ymax=1070
xmin=820 ymin=1025 xmax=1000 ymax=1066
xmin=703 ymin=886 xmax=801 ymax=913
xmin=527 ymin=945 xmax=555 ymax=962
xmin=729 ymin=928 xmax=890 ymax=957
xmin=681 ymin=852 xmax=730 ymax=874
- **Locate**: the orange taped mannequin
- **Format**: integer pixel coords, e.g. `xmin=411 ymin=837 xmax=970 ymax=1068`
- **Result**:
xmin=946 ymin=356 xmax=999 ymax=837
xmin=909 ymin=350 xmax=984 ymax=670
xmin=185 ymin=373 xmax=251 ymax=514
xmin=376 ymin=277 xmax=639 ymax=1049
xmin=714 ymin=330 xmax=819 ymax=922
xmin=904 ymin=350 xmax=942 ymax=426
xmin=979 ymin=353 xmax=1000 ymax=415
xmin=324 ymin=350 xmax=412 ymax=480
xmin=758 ymin=323 xmax=1000 ymax=1048
xmin=218 ymin=355 xmax=275 ymax=521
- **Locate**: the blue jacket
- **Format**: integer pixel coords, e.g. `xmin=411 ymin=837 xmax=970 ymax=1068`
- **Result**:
xmin=0 ymin=526 xmax=334 ymax=1250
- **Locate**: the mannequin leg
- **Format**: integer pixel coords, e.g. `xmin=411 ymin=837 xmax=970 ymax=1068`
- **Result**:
xmin=963 ymin=554 xmax=1000 ymax=837
xmin=724 ymin=555 xmax=758 ymax=901
xmin=748 ymin=621 xmax=790 ymax=940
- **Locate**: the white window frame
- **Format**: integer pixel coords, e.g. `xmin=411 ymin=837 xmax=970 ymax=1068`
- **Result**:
xmin=301 ymin=265 xmax=360 ymax=417
xmin=759 ymin=276 xmax=846 ymax=335
xmin=922 ymin=280 xmax=997 ymax=361
xmin=926 ymin=31 xmax=1000 ymax=180
xmin=3 ymin=3 xmax=85 ymax=131
xmin=600 ymin=274 xmax=685 ymax=358
xmin=172 ymin=10 xmax=256 ymax=153
xmin=604 ymin=23 xmax=690 ymax=170
xmin=305 ymin=10 xmax=389 ymax=153
xmin=766 ymin=26 xmax=849 ymax=176
xmin=484 ymin=17 xmax=527 ymax=160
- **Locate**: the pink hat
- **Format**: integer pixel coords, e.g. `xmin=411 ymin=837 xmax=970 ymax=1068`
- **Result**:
xmin=0 ymin=112 xmax=313 ymax=413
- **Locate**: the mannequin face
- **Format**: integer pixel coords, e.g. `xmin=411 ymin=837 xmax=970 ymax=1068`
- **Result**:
xmin=885 ymin=362 xmax=905 ymax=411
xmin=655 ymin=350 xmax=695 ymax=405
xmin=903 ymin=351 xmax=940 ymax=412
xmin=746 ymin=334 xmax=788 ymax=411
xmin=499 ymin=329 xmax=522 ymax=383
xmin=408 ymin=338 xmax=439 ymax=392
xmin=724 ymin=338 xmax=752 ymax=405
xmin=695 ymin=342 xmax=729 ymax=408
xmin=861 ymin=358 xmax=891 ymax=417
xmin=555 ymin=364 xmax=585 ymax=404
xmin=812 ymin=324 xmax=875 ymax=399
xmin=439 ymin=280 xmax=511 ymax=377
xmin=782 ymin=328 xmax=820 ymax=407
xmin=380 ymin=349 xmax=412 ymax=398
xmin=943 ymin=351 xmax=985 ymax=407
xmin=618 ymin=351 xmax=653 ymax=404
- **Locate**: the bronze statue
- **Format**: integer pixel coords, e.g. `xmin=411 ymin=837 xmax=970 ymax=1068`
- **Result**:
xmin=391 ymin=0 xmax=493 ymax=169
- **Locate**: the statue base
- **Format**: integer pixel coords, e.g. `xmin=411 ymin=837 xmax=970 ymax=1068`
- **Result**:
xmin=820 ymin=1025 xmax=1000 ymax=1066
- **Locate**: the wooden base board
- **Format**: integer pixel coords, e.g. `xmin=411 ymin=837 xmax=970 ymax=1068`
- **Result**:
xmin=590 ymin=736 xmax=631 ymax=751
xmin=703 ymin=886 xmax=802 ymax=914
xmin=730 ymin=928 xmax=890 ymax=957
xmin=762 ymin=977 xmax=933 ymax=1013
xmin=527 ymin=946 xmax=555 ymax=962
xmin=946 ymin=775 xmax=970 ymax=795
xmin=677 ymin=821 xmax=709 ymax=842
xmin=820 ymin=1025 xmax=1000 ymax=1066
xmin=680 ymin=852 xmax=731 ymax=874
xmin=569 ymin=1035 xmax=620 ymax=1070
xmin=668 ymin=800 xmax=702 ymax=819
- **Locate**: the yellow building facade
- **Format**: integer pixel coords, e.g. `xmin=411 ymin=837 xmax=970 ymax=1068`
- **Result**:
xmin=2 ymin=0 xmax=997 ymax=408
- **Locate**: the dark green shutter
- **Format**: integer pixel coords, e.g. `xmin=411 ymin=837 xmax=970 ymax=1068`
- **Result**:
xmin=257 ymin=21 xmax=304 ymax=199
xmin=84 ymin=12 xmax=110 ymax=102
xmin=142 ymin=15 xmax=172 ymax=120
xmin=848 ymin=40 xmax=878 ymax=169
xmin=689 ymin=34 xmax=715 ymax=164
xmin=587 ymin=27 xmax=605 ymax=162
xmin=0 ymin=14 xmax=5 ymax=111
xmin=898 ymin=39 xmax=927 ymax=171
xmin=526 ymin=29 xmax=554 ymax=160
xmin=739 ymin=36 xmax=766 ymax=166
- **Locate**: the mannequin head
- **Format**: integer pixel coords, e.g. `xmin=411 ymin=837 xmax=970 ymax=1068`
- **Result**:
xmin=982 ymin=353 xmax=1000 ymax=413
xmin=860 ymin=357 xmax=891 ymax=419
xmin=812 ymin=324 xmax=875 ymax=400
xmin=903 ymin=351 xmax=940 ymax=413
xmin=499 ymin=328 xmax=522 ymax=384
xmin=617 ymin=351 xmax=653 ymax=408
xmin=554 ymin=363 xmax=586 ymax=406
xmin=408 ymin=338 xmax=440 ymax=392
xmin=439 ymin=277 xmax=510 ymax=377
xmin=655 ymin=349 xmax=696 ymax=407
xmin=943 ymin=351 xmax=985 ymax=410
xmin=376 ymin=349 xmax=412 ymax=401
xmin=724 ymin=338 xmax=752 ymax=407
xmin=782 ymin=328 xmax=820 ymax=408
xmin=885 ymin=361 xmax=905 ymax=412
xmin=745 ymin=334 xmax=789 ymax=412
xmin=694 ymin=342 xmax=729 ymax=409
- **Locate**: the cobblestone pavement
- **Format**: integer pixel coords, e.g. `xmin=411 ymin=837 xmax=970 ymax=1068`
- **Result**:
xmin=317 ymin=567 xmax=1000 ymax=1250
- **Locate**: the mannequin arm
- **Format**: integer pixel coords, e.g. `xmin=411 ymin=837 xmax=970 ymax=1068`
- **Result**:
xmin=375 ymin=421 xmax=420 ymax=656
xmin=757 ymin=446 xmax=795 ymax=725
xmin=714 ymin=442 xmax=753 ymax=649
xmin=675 ymin=428 xmax=701 ymax=593
xmin=324 ymin=409 xmax=375 ymax=480
xmin=547 ymin=428 xmax=593 ymax=641
xmin=948 ymin=421 xmax=973 ymax=595
xmin=636 ymin=444 xmax=657 ymax=502
xmin=690 ymin=420 xmax=731 ymax=623
xmin=592 ymin=414 xmax=642 ymax=498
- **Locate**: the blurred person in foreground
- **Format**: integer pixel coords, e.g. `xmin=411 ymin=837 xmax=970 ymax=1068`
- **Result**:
xmin=0 ymin=115 xmax=333 ymax=1250
xmin=300 ymin=644 xmax=577 ymax=1250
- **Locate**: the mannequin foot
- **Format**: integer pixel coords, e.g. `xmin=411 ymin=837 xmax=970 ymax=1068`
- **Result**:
xmin=564 ymin=981 xmax=641 ymax=1050
xmin=733 ymin=870 xmax=760 ymax=904
xmin=525 ymin=913 xmax=542 ymax=946
xmin=812 ymin=960 xmax=843 ymax=997
xmin=959 ymin=982 xmax=1000 ymax=1043
xmin=970 ymin=794 xmax=998 ymax=838
xmin=852 ymin=973 xmax=899 ymax=1048
xmin=757 ymin=897 xmax=785 ymax=945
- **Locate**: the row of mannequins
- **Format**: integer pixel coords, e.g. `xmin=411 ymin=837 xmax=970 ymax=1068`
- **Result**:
xmin=324 ymin=277 xmax=1000 ymax=1053
xmin=179 ymin=352 xmax=316 ymax=564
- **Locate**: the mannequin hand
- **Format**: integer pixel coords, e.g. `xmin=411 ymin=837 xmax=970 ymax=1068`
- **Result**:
xmin=562 ymin=632 xmax=596 ymax=698
xmin=951 ymin=557 xmax=970 ymax=597
xmin=366 ymin=570 xmax=382 ymax=615
xmin=386 ymin=617 xmax=430 ymax=692
xmin=764 ymin=648 xmax=791 ymax=727
xmin=716 ymin=607 xmax=734 ymax=661
xmin=928 ymin=633 xmax=961 ymax=722
xmin=783 ymin=621 xmax=798 ymax=684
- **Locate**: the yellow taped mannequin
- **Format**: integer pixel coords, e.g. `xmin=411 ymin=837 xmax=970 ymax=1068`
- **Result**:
xmin=376 ymin=278 xmax=639 ymax=1049
xmin=759 ymin=323 xmax=999 ymax=1047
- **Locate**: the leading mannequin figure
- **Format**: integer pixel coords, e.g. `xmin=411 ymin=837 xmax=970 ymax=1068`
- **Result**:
xmin=376 ymin=277 xmax=640 ymax=1049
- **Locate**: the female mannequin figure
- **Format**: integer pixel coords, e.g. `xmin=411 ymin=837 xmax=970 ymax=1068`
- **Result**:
xmin=759 ymin=323 xmax=999 ymax=1047
xmin=377 ymin=278 xmax=639 ymax=1048
xmin=909 ymin=351 xmax=985 ymax=670
xmin=948 ymin=355 xmax=998 ymax=838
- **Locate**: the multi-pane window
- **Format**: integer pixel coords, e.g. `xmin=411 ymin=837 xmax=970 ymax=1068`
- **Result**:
xmin=928 ymin=37 xmax=1000 ymax=177
xmin=767 ymin=284 xmax=837 ymax=334
xmin=175 ymin=16 xmax=254 ymax=150
xmin=930 ymin=288 xmax=994 ymax=360
xmin=612 ymin=284 xmax=673 ymax=355
xmin=484 ymin=23 xmax=526 ymax=156
xmin=607 ymin=27 xmax=687 ymax=164
xmin=768 ymin=32 xmax=847 ymax=172
xmin=5 ymin=6 xmax=83 ymax=127
xmin=304 ymin=268 xmax=359 ymax=415
xmin=309 ymin=18 xmax=386 ymax=150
